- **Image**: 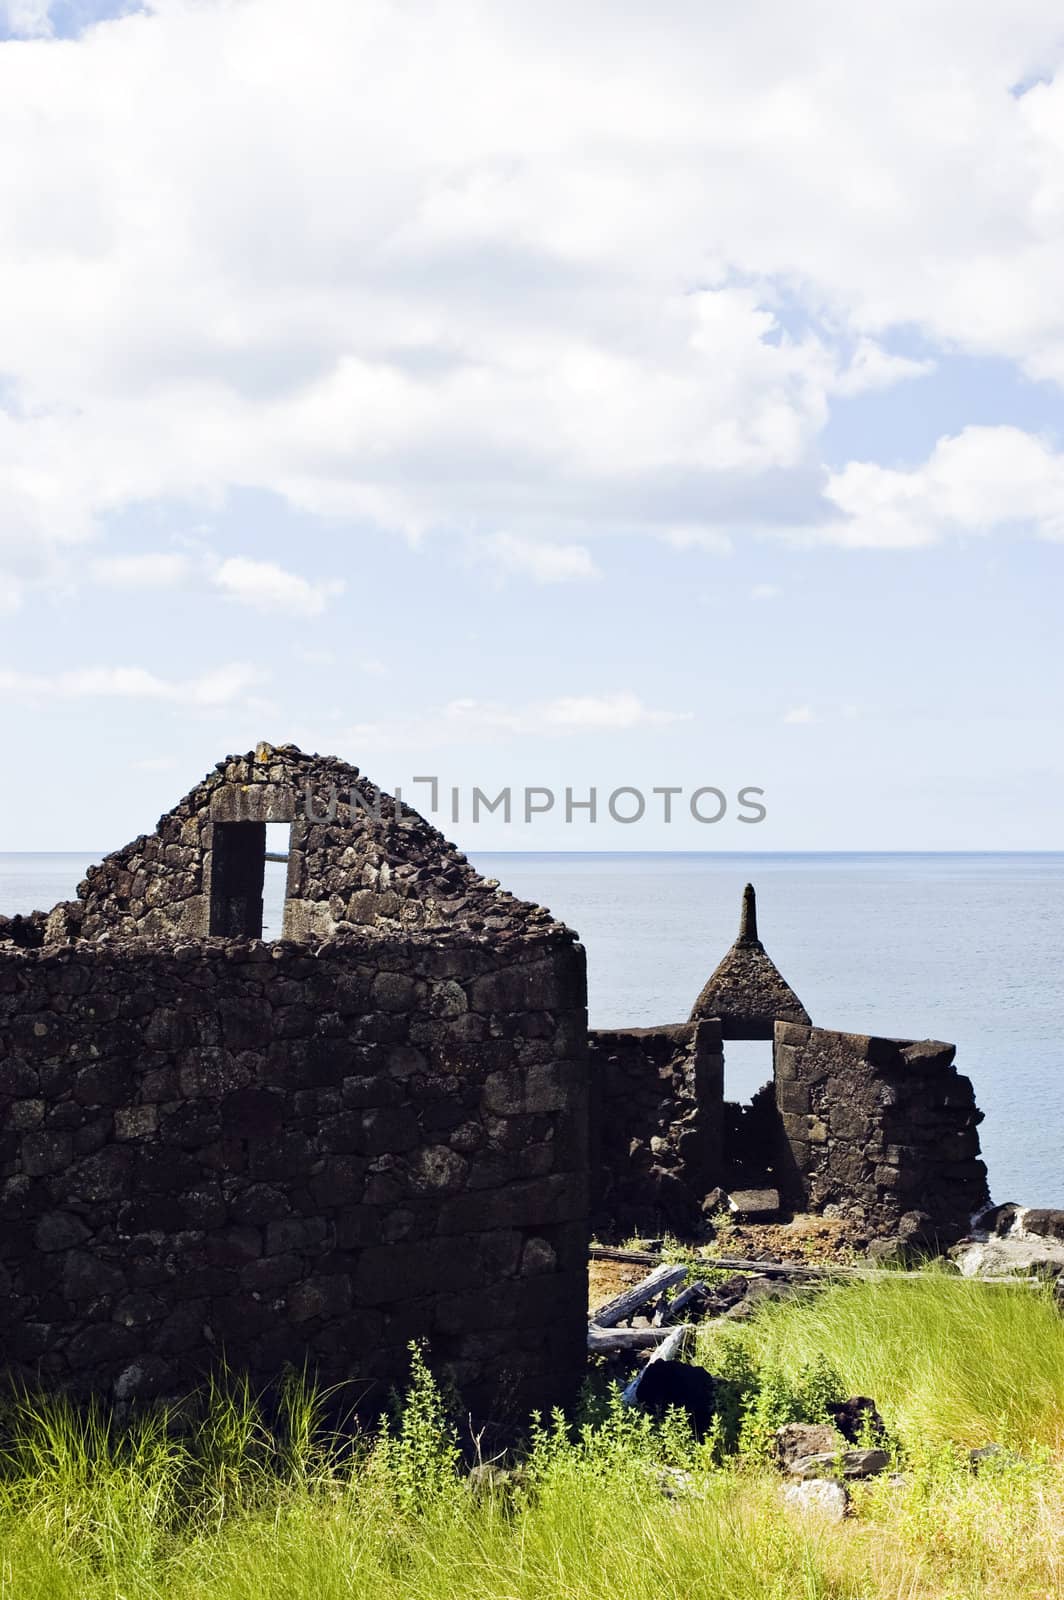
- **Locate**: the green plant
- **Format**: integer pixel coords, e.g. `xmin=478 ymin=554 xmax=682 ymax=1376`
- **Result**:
xmin=370 ymin=1342 xmax=462 ymax=1519
xmin=707 ymin=1205 xmax=737 ymax=1245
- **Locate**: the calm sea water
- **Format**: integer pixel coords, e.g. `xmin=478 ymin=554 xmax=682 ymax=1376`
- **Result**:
xmin=2 ymin=851 xmax=1061 ymax=1208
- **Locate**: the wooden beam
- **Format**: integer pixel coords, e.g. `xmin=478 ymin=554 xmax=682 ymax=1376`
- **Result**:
xmin=590 ymin=1263 xmax=688 ymax=1328
xmin=588 ymin=1325 xmax=694 ymax=1354
xmin=588 ymin=1245 xmax=1042 ymax=1288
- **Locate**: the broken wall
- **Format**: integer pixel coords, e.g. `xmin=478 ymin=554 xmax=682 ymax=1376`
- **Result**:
xmin=774 ymin=1022 xmax=989 ymax=1241
xmin=588 ymin=1020 xmax=723 ymax=1234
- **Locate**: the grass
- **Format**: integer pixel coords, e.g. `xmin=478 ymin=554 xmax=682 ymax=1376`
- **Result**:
xmin=697 ymin=1265 xmax=1064 ymax=1450
xmin=2 ymin=1277 xmax=1064 ymax=1599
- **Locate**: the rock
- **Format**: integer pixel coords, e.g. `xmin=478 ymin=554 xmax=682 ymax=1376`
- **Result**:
xmin=968 ymin=1443 xmax=1025 ymax=1473
xmin=717 ymin=1273 xmax=749 ymax=1305
xmin=898 ymin=1209 xmax=935 ymax=1243
xmin=635 ymin=1359 xmax=717 ymax=1439
xmin=828 ymin=1395 xmax=885 ymax=1444
xmin=1021 ymin=1209 xmax=1064 ymax=1243
xmin=866 ymin=1237 xmax=909 ymax=1264
xmin=727 ymin=1187 xmax=780 ymax=1222
xmin=771 ymin=1421 xmax=844 ymax=1471
xmin=783 ymin=1479 xmax=848 ymax=1521
xmin=951 ymin=1237 xmax=1064 ymax=1277
xmin=789 ymin=1448 xmax=890 ymax=1480
xmin=972 ymin=1201 xmax=1024 ymax=1237
xmin=967 ymin=1202 xmax=1064 ymax=1248
xmin=723 ymin=1275 xmax=811 ymax=1320
xmin=655 ymin=1465 xmax=701 ymax=1500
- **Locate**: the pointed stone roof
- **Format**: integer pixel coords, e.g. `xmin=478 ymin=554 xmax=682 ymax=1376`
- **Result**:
xmin=689 ymin=884 xmax=810 ymax=1038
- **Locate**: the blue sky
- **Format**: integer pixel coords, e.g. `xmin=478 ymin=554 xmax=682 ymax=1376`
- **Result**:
xmin=1 ymin=0 xmax=1062 ymax=850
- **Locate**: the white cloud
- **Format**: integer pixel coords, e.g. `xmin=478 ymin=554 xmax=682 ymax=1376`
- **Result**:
xmin=751 ymin=583 xmax=782 ymax=600
xmin=92 ymin=552 xmax=191 ymax=588
xmin=1 ymin=0 xmax=52 ymax=39
xmin=830 ymin=338 xmax=936 ymax=397
xmin=784 ymin=705 xmax=815 ymax=724
xmin=540 ymin=693 xmax=692 ymax=730
xmin=821 ymin=425 xmax=1064 ymax=547
xmin=341 ymin=691 xmax=692 ymax=749
xmin=664 ymin=527 xmax=734 ymax=555
xmin=478 ymin=533 xmax=600 ymax=583
xmin=0 ymin=661 xmax=265 ymax=705
xmin=212 ymin=556 xmax=345 ymax=617
xmin=0 ymin=1 xmax=1063 ymax=584
xmin=90 ymin=548 xmax=345 ymax=616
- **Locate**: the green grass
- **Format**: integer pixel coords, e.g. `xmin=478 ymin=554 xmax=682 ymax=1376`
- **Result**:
xmin=698 ymin=1267 xmax=1064 ymax=1450
xmin=2 ymin=1278 xmax=1064 ymax=1600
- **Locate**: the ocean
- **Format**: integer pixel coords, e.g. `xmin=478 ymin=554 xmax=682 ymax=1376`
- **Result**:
xmin=2 ymin=850 xmax=1061 ymax=1209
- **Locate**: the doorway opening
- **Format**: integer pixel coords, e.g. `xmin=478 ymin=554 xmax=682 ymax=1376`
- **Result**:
xmin=721 ymin=1038 xmax=779 ymax=1192
xmin=208 ymin=821 xmax=291 ymax=939
xmin=722 ymin=1040 xmax=774 ymax=1107
xmin=209 ymin=822 xmax=266 ymax=937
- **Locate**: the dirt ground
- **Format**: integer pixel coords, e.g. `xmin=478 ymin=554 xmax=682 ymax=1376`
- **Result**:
xmin=588 ymin=1214 xmax=856 ymax=1315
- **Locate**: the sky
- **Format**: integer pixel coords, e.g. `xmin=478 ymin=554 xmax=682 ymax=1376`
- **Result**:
xmin=0 ymin=0 xmax=1062 ymax=851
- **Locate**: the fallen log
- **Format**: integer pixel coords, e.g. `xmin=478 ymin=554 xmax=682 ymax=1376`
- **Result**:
xmin=589 ymin=1245 xmax=846 ymax=1276
xmin=589 ymin=1246 xmax=1042 ymax=1289
xmin=590 ymin=1246 xmax=662 ymax=1266
xmin=659 ymin=1280 xmax=715 ymax=1325
xmin=699 ymin=1255 xmax=856 ymax=1278
xmin=590 ymin=1262 xmax=688 ymax=1328
xmin=588 ymin=1324 xmax=694 ymax=1354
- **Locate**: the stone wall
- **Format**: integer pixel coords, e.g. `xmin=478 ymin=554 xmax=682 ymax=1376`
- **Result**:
xmin=588 ymin=1021 xmax=723 ymax=1235
xmin=774 ymin=1023 xmax=989 ymax=1242
xmin=0 ymin=929 xmax=589 ymax=1418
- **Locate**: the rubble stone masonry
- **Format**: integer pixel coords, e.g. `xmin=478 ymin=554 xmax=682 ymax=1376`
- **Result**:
xmin=0 ymin=928 xmax=589 ymax=1417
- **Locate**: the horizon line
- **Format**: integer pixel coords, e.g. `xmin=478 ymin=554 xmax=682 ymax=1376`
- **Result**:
xmin=4 ymin=848 xmax=1064 ymax=859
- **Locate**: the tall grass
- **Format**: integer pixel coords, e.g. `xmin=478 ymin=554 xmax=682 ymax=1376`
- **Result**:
xmin=1 ymin=1277 xmax=1064 ymax=1599
xmin=698 ymin=1268 xmax=1064 ymax=1449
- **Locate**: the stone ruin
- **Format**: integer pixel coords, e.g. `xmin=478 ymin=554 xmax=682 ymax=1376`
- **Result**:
xmin=0 ymin=743 xmax=990 ymax=1415
xmin=591 ymin=883 xmax=988 ymax=1243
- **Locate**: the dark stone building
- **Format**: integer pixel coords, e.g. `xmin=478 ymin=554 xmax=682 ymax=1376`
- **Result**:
xmin=0 ymin=745 xmax=990 ymax=1413
xmin=0 ymin=745 xmax=589 ymax=1416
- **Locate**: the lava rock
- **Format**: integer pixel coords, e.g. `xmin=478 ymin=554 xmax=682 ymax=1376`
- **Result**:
xmin=828 ymin=1395 xmax=886 ymax=1444
xmin=635 ymin=1359 xmax=717 ymax=1438
xmin=771 ymin=1422 xmax=844 ymax=1472
xmin=789 ymin=1448 xmax=890 ymax=1480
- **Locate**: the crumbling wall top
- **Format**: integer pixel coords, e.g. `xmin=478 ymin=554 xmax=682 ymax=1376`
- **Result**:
xmin=13 ymin=742 xmax=564 ymax=948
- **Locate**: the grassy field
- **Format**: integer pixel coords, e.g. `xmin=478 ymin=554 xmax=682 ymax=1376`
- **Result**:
xmin=2 ymin=1274 xmax=1064 ymax=1599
